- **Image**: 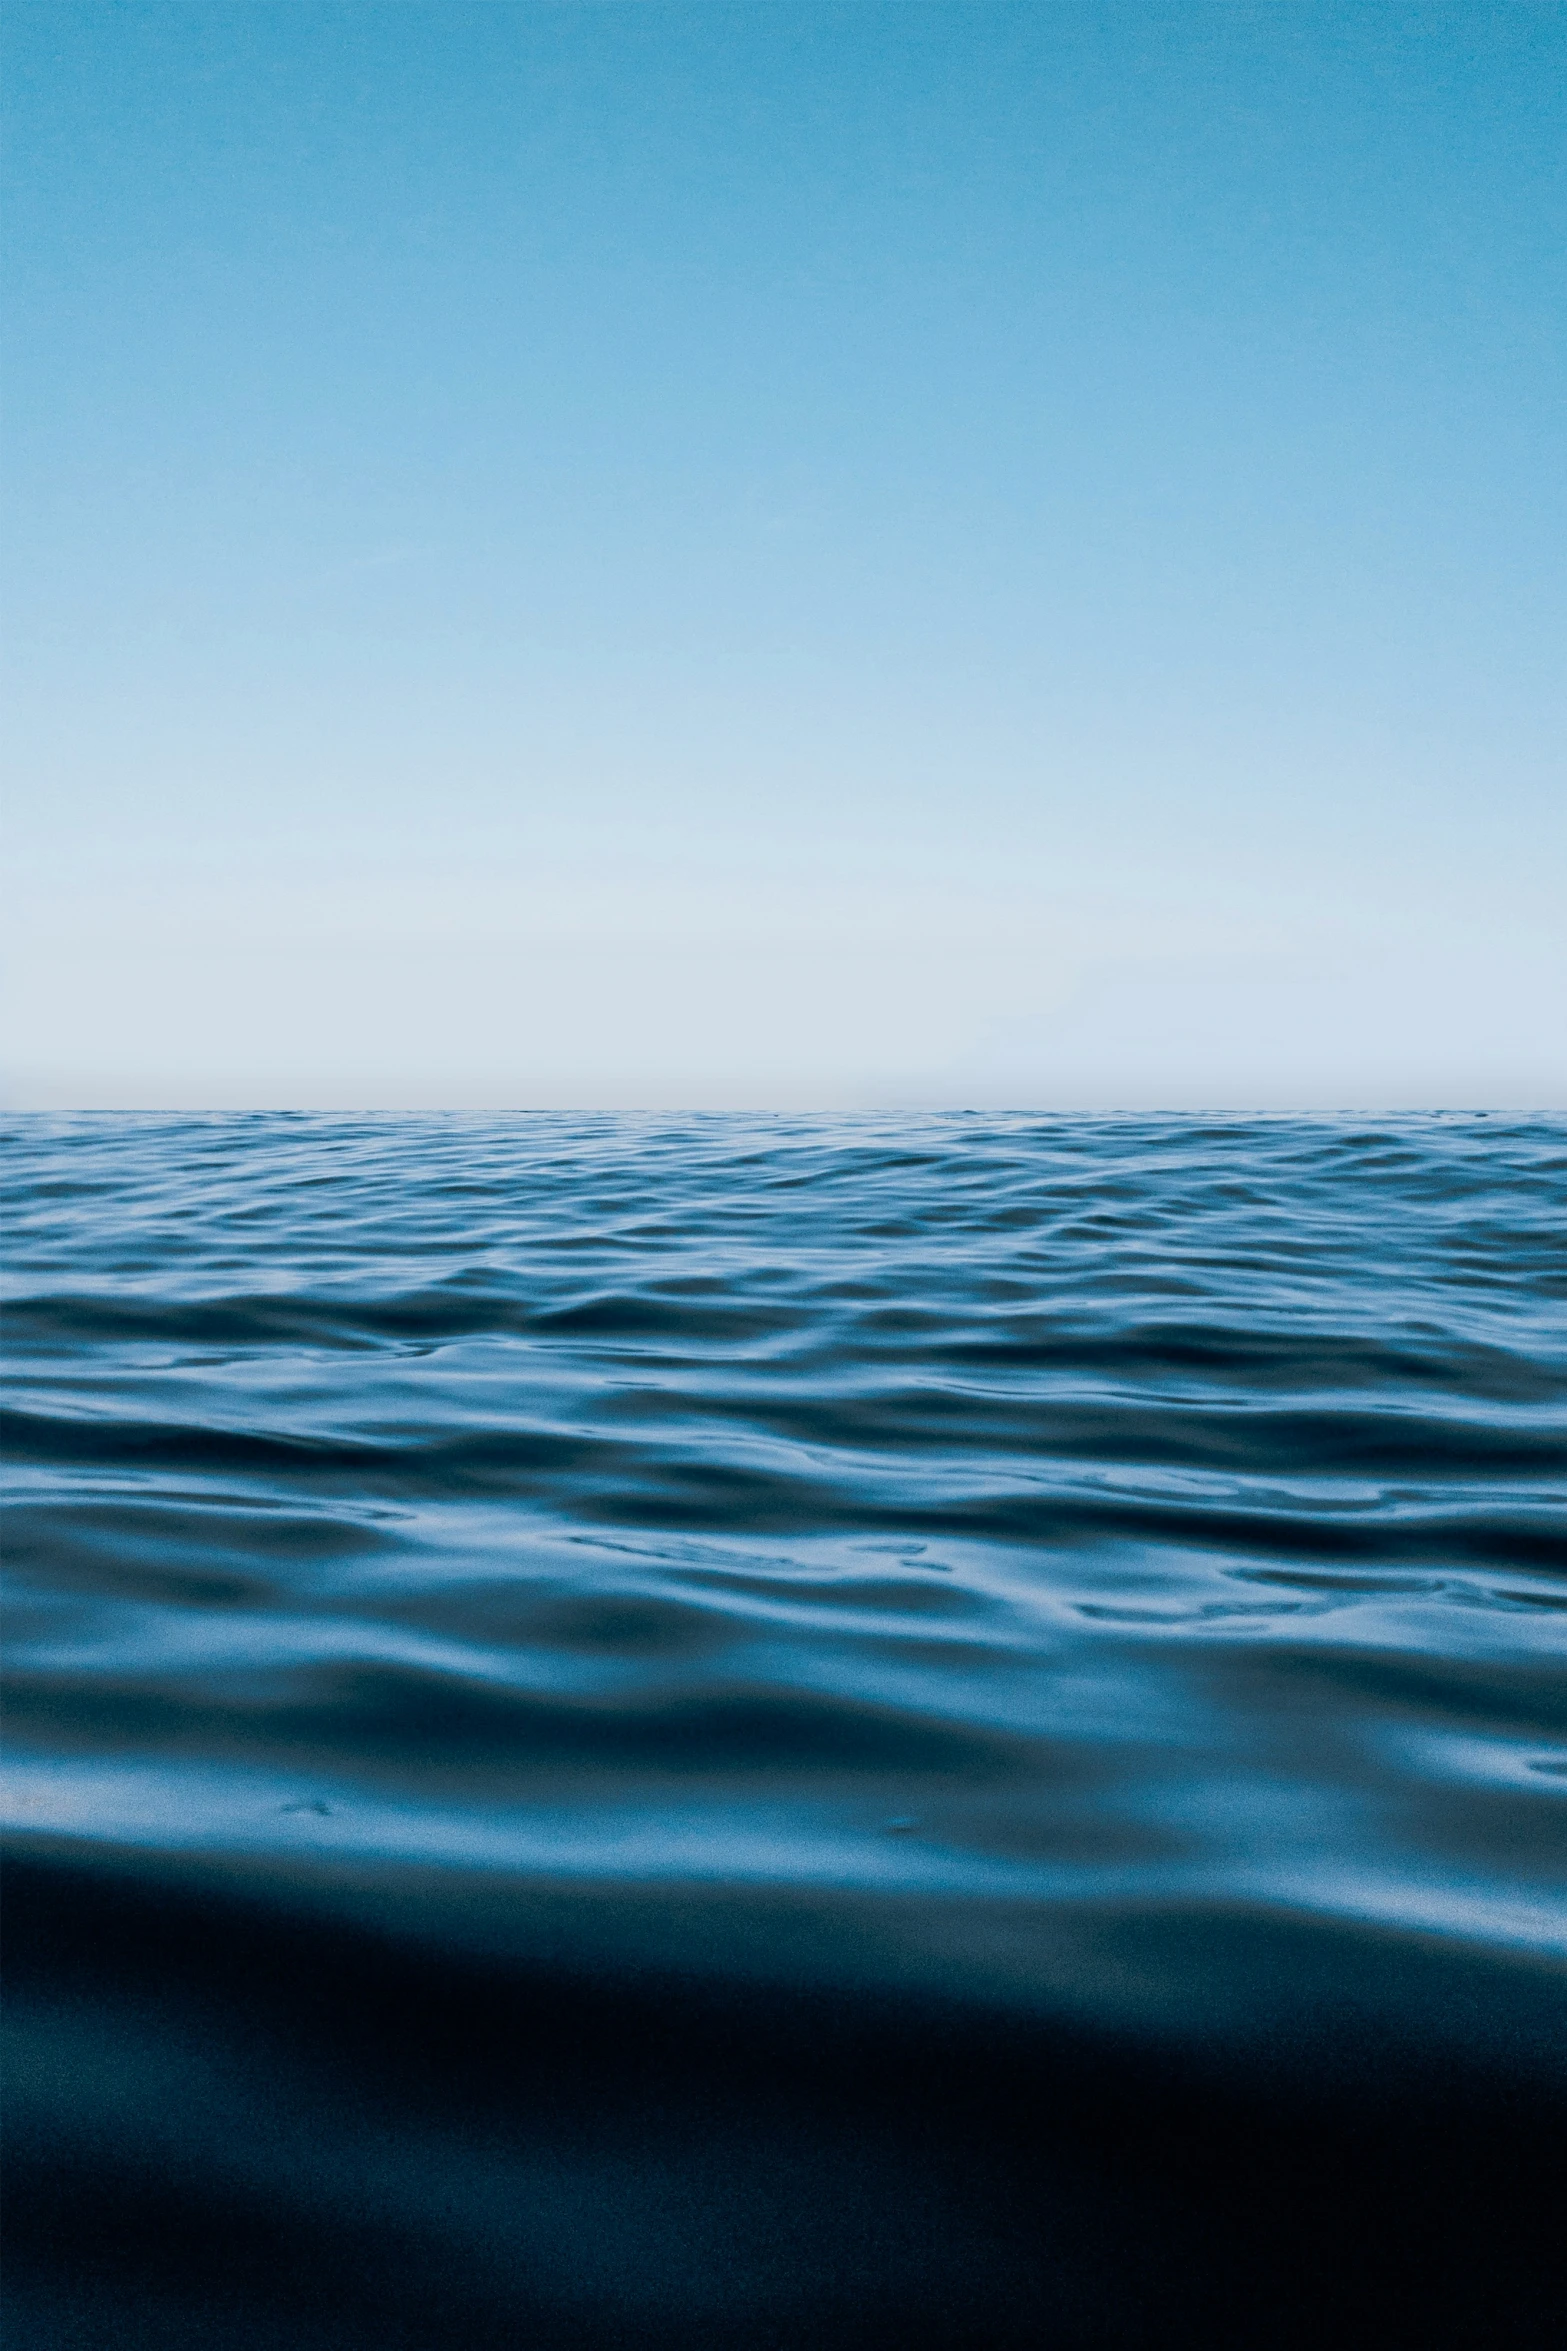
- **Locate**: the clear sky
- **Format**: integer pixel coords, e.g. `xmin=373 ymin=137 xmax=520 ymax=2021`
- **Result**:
xmin=4 ymin=1 xmax=1563 ymax=1108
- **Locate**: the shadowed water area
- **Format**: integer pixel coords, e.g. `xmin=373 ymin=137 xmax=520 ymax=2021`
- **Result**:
xmin=4 ymin=1111 xmax=1565 ymax=2347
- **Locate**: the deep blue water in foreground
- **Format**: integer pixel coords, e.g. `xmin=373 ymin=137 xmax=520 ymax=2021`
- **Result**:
xmin=4 ymin=1112 xmax=1565 ymax=2348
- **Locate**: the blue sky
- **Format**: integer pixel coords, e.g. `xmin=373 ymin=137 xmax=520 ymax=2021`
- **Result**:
xmin=5 ymin=1 xmax=1563 ymax=1106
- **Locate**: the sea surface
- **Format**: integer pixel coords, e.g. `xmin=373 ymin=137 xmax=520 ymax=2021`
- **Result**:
xmin=4 ymin=1111 xmax=1565 ymax=2348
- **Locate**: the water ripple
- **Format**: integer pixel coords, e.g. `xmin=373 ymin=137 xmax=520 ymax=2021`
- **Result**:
xmin=4 ymin=1113 xmax=1565 ymax=2345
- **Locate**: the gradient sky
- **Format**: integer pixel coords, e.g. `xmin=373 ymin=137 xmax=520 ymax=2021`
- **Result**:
xmin=4 ymin=1 xmax=1563 ymax=1107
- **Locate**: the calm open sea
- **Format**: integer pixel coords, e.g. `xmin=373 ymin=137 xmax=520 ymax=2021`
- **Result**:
xmin=4 ymin=1111 xmax=1565 ymax=2347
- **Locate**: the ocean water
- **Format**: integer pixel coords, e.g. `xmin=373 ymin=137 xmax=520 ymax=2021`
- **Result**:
xmin=4 ymin=1110 xmax=1565 ymax=2348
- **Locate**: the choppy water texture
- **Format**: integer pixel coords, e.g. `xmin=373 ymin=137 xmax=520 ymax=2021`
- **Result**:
xmin=4 ymin=1112 xmax=1566 ymax=2348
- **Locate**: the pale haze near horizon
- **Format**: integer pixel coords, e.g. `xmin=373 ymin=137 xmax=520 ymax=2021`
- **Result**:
xmin=4 ymin=2 xmax=1563 ymax=1110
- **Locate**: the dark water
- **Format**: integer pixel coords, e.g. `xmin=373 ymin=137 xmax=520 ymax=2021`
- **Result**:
xmin=4 ymin=1111 xmax=1566 ymax=2348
